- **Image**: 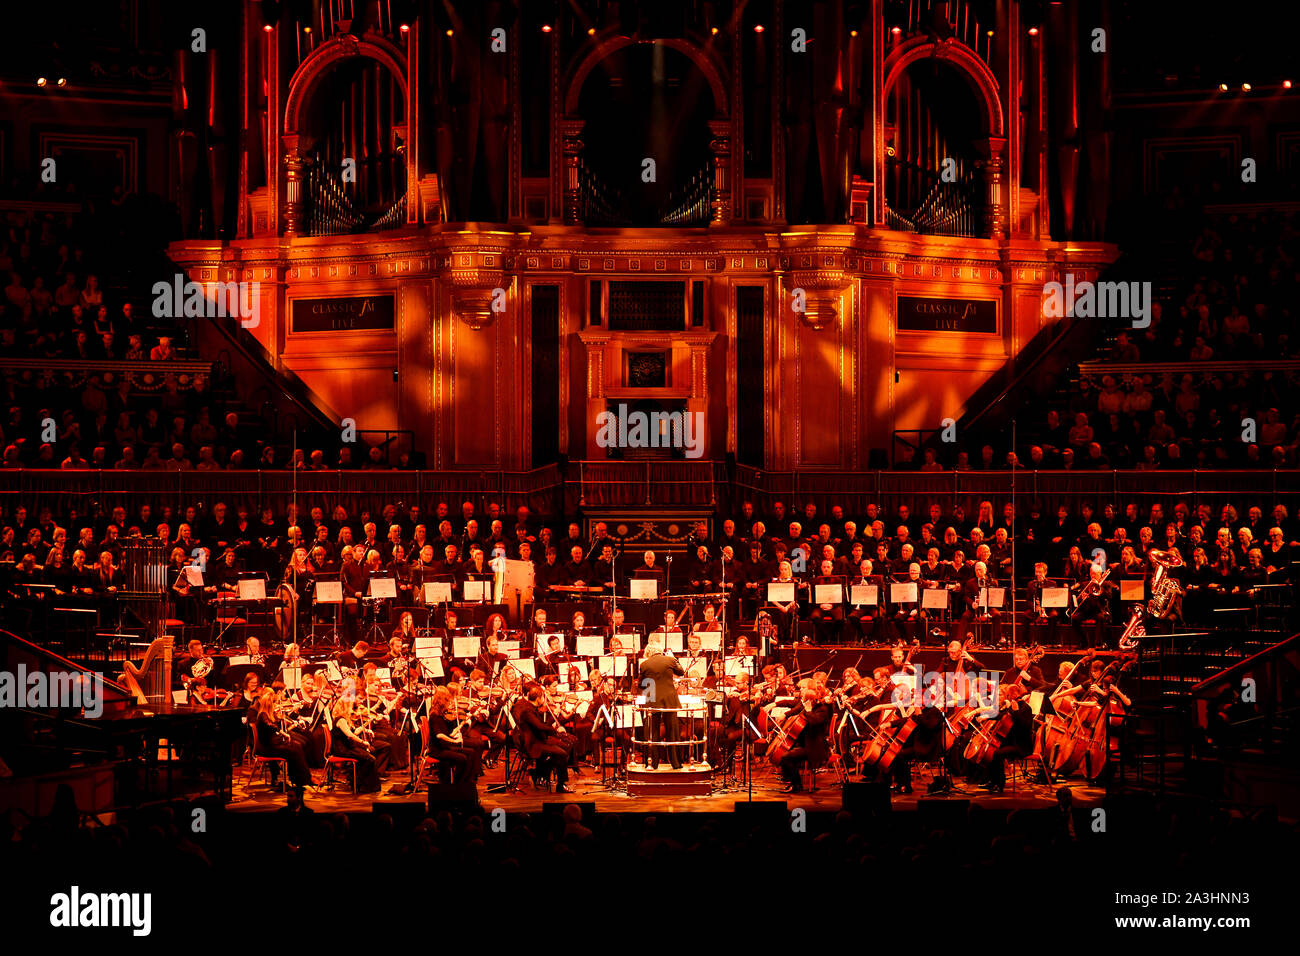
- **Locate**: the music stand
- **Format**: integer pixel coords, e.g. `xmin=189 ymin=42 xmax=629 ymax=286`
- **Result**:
xmin=312 ymin=579 xmax=344 ymax=646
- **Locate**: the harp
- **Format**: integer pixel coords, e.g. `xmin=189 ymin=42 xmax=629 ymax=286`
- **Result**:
xmin=121 ymin=635 xmax=175 ymax=705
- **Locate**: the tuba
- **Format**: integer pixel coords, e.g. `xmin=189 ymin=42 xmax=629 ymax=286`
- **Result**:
xmin=1146 ymin=548 xmax=1185 ymax=619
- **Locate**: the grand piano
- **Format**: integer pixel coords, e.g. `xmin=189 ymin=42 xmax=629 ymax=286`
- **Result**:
xmin=0 ymin=629 xmax=246 ymax=815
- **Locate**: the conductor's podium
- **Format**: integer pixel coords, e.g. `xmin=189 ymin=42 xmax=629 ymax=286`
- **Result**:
xmin=626 ymin=762 xmax=714 ymax=798
xmin=627 ymin=695 xmax=713 ymax=797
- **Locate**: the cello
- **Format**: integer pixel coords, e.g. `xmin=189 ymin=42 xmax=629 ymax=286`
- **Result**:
xmin=1037 ymin=651 xmax=1097 ymax=768
xmin=963 ymin=683 xmax=1029 ymax=766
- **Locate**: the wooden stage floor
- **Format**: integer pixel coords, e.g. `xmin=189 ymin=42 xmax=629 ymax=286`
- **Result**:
xmin=227 ymin=759 xmax=1106 ymax=816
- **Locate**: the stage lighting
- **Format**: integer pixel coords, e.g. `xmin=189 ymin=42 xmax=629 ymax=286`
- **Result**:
xmin=850 ymin=30 xmax=858 ymax=37
xmin=1218 ymin=83 xmax=1229 ymax=92
xmin=36 ymin=77 xmax=47 ymax=87
xmin=711 ymin=27 xmax=719 ymax=35
xmin=263 ymin=24 xmax=273 ymax=32
xmin=587 ymin=27 xmax=595 ymax=35
xmin=1028 ymin=27 xmax=1039 ymax=36
xmin=303 ymin=25 xmax=311 ymax=33
xmin=1242 ymin=83 xmax=1251 ymax=91
xmin=541 ymin=24 xmax=552 ymax=33
xmin=445 ymin=29 xmax=453 ymax=36
xmin=754 ymin=24 xmax=764 ymax=33
xmin=56 ymin=78 xmax=66 ymax=87
xmin=1285 ymin=80 xmax=1293 ymax=89
xmin=891 ymin=26 xmax=901 ymax=35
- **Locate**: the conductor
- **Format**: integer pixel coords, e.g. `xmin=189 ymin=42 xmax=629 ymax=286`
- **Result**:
xmin=638 ymin=643 xmax=686 ymax=770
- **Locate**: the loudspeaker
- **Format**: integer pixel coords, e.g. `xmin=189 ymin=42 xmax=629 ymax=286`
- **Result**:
xmin=427 ymin=778 xmax=480 ymax=811
xmin=843 ymin=781 xmax=892 ymax=816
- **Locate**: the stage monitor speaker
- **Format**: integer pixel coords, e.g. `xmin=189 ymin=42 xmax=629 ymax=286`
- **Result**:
xmin=842 ymin=781 xmax=892 ymax=816
xmin=733 ymin=801 xmax=788 ymax=828
xmin=427 ymin=779 xmax=480 ymax=811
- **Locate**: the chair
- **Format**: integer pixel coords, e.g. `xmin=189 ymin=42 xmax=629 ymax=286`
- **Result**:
xmin=508 ymin=726 xmax=541 ymax=790
xmin=414 ymin=717 xmax=441 ymax=786
xmin=1006 ymin=752 xmax=1052 ymax=791
xmin=246 ymin=724 xmax=288 ymax=793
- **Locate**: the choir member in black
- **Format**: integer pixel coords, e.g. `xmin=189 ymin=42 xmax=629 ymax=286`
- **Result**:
xmin=686 ymin=544 xmax=720 ymax=593
xmin=764 ymin=559 xmax=803 ymax=642
xmin=513 ymin=683 xmax=573 ymax=792
xmin=560 ymin=544 xmax=592 ymax=588
xmin=741 ymin=543 xmax=772 ymax=617
xmin=252 ymin=689 xmax=312 ymax=791
xmin=809 ymin=559 xmax=846 ymax=644
xmin=339 ymin=548 xmax=368 ymax=639
xmin=846 ymin=560 xmax=884 ymax=641
xmin=591 ymin=544 xmax=617 ymax=591
xmin=331 ymin=697 xmax=383 ymax=793
xmin=775 ymin=680 xmax=832 ymax=793
xmin=889 ymin=563 xmax=928 ymax=643
xmin=632 ymin=550 xmax=667 ymax=593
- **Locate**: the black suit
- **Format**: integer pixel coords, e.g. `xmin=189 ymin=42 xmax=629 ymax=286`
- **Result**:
xmin=638 ymin=652 xmax=685 ymax=769
xmin=777 ymin=701 xmax=831 ymax=790
xmin=512 ymin=697 xmax=569 ymax=785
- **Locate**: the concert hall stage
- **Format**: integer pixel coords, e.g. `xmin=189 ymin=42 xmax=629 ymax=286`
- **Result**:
xmin=225 ymin=760 xmax=1102 ymax=817
xmin=774 ymin=643 xmax=1126 ymax=679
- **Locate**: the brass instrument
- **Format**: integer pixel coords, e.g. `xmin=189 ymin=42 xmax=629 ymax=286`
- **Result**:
xmin=1069 ymin=567 xmax=1111 ymax=620
xmin=1119 ymin=548 xmax=1184 ymax=651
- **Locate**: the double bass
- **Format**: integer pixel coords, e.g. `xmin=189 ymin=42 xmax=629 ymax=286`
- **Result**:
xmin=1051 ymin=656 xmax=1134 ymax=777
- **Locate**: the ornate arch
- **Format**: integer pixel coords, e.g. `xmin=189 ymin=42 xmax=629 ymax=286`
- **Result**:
xmin=882 ymin=36 xmax=1003 ymax=139
xmin=563 ymin=35 xmax=729 ymax=118
xmin=284 ymin=33 xmax=409 ymax=137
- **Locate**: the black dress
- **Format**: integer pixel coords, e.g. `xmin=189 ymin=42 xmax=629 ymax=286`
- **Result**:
xmin=330 ymin=717 xmax=382 ymax=792
xmin=255 ymin=713 xmax=311 ymax=788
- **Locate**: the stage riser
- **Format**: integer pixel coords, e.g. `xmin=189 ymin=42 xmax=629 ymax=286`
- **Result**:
xmin=626 ymin=767 xmax=714 ymax=797
xmin=777 ymin=646 xmax=1124 ymax=680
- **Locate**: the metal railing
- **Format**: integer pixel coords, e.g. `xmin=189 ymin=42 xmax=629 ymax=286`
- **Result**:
xmin=4 ymin=465 xmax=1296 ymax=525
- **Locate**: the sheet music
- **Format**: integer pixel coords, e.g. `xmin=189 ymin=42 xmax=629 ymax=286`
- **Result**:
xmin=695 ymin=630 xmax=721 ymax=652
xmin=513 ymin=658 xmax=537 ymax=679
xmin=497 ymin=640 xmax=521 ymax=659
xmin=1120 ymin=579 xmax=1145 ymax=601
xmin=237 ymin=578 xmax=266 ymax=601
xmin=890 ymin=581 xmax=918 ymax=603
xmin=1042 ymin=587 xmax=1069 ymax=609
xmin=422 ymin=581 xmax=453 ymax=604
xmin=452 ymin=636 xmax=480 ymax=658
xmin=850 ymin=584 xmax=878 ymax=606
xmin=227 ymin=654 xmax=251 ymax=666
xmin=921 ymin=588 xmax=948 ymax=610
xmin=652 ymin=628 xmax=684 ymax=652
xmin=575 ymin=634 xmax=604 ymax=657
xmin=463 ymin=580 xmax=488 ymax=601
xmin=183 ymin=566 xmax=204 ymax=587
xmin=413 ymin=636 xmax=443 ymax=657
xmin=315 ymin=580 xmax=343 ymax=604
xmin=682 ymin=656 xmax=708 ymax=679
xmin=980 ymin=587 xmax=1006 ymax=609
xmin=629 ymin=579 xmax=658 ymax=600
xmin=611 ymin=631 xmax=642 ymax=653
xmin=368 ymin=577 xmax=397 ymax=599
xmin=767 ymin=581 xmax=795 ymax=603
xmin=814 ymin=583 xmax=842 ymax=604
xmin=598 ymin=654 xmax=629 ymax=677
